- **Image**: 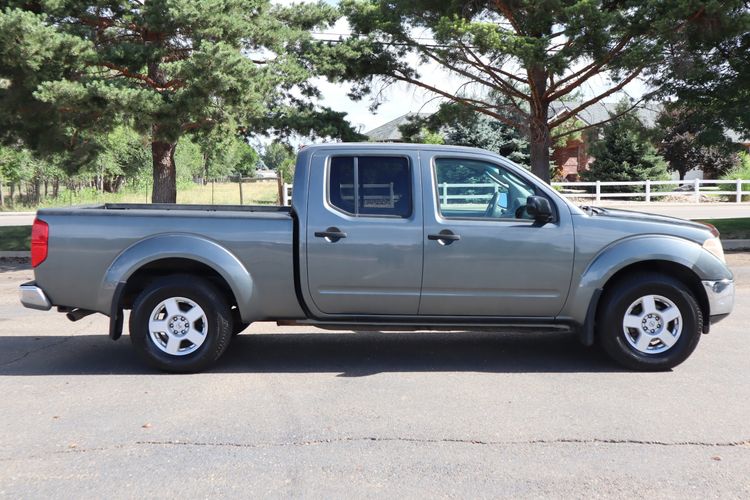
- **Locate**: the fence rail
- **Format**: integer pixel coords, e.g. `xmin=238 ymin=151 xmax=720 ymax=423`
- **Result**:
xmin=281 ymin=178 xmax=750 ymax=207
xmin=552 ymin=179 xmax=750 ymax=203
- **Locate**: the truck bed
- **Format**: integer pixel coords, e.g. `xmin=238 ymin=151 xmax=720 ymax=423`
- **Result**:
xmin=33 ymin=203 xmax=303 ymax=321
xmin=41 ymin=202 xmax=292 ymax=218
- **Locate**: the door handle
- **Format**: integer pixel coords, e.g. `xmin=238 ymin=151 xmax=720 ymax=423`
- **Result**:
xmin=315 ymin=227 xmax=347 ymax=241
xmin=428 ymin=230 xmax=461 ymax=244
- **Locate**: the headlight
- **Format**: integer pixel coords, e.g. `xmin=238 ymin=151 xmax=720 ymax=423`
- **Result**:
xmin=703 ymin=237 xmax=725 ymax=263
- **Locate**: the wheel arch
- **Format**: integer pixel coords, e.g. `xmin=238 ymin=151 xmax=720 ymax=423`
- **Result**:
xmin=570 ymin=235 xmax=725 ymax=344
xmin=100 ymin=234 xmax=256 ymax=334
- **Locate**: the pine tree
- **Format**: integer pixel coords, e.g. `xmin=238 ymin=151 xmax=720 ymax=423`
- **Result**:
xmin=582 ymin=112 xmax=669 ymax=191
xmin=1 ymin=1 xmax=361 ymax=202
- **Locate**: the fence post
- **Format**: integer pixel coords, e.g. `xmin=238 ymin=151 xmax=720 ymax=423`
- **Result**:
xmin=277 ymin=176 xmax=284 ymax=205
xmin=694 ymin=178 xmax=700 ymax=203
xmin=282 ymin=183 xmax=290 ymax=206
xmin=645 ymin=180 xmax=651 ymax=203
xmin=595 ymin=181 xmax=601 ymax=202
xmin=238 ymin=176 xmax=244 ymax=205
xmin=737 ymin=180 xmax=742 ymax=203
xmin=442 ymin=183 xmax=448 ymax=205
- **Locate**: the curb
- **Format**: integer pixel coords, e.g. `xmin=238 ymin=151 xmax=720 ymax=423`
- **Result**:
xmin=0 ymin=212 xmax=35 ymax=216
xmin=0 ymin=251 xmax=30 ymax=258
xmin=723 ymin=239 xmax=750 ymax=251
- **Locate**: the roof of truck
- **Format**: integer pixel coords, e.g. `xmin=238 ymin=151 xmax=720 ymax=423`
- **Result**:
xmin=300 ymin=142 xmax=495 ymax=154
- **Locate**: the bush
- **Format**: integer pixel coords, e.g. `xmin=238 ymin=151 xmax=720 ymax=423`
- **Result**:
xmin=720 ymin=151 xmax=750 ymax=201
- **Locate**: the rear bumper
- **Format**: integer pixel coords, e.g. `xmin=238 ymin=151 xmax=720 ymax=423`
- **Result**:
xmin=702 ymin=279 xmax=734 ymax=317
xmin=19 ymin=281 xmax=52 ymax=311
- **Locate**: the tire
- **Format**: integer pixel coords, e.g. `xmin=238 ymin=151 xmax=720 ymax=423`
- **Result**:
xmin=129 ymin=275 xmax=233 ymax=373
xmin=231 ymin=307 xmax=250 ymax=336
xmin=596 ymin=272 xmax=703 ymax=371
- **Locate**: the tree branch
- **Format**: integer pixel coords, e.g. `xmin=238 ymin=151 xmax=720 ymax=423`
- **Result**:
xmin=546 ymin=35 xmax=633 ymax=100
xmin=393 ymin=72 xmax=528 ymax=130
xmin=548 ymin=67 xmax=644 ymax=129
xmin=95 ymin=62 xmax=183 ymax=90
xmin=456 ymin=41 xmax=530 ymax=102
xmin=550 ymin=97 xmax=647 ymax=140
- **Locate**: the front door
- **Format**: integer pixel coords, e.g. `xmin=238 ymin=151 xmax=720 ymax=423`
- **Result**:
xmin=420 ymin=155 xmax=575 ymax=317
xmin=305 ymin=152 xmax=423 ymax=315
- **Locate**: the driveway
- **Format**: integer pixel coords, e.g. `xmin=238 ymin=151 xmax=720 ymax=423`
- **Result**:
xmin=0 ymin=256 xmax=749 ymax=497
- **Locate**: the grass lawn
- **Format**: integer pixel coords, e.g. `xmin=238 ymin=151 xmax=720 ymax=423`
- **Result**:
xmin=0 ymin=180 xmax=281 ymax=211
xmin=697 ymin=218 xmax=750 ymax=240
xmin=0 ymin=226 xmax=31 ymax=251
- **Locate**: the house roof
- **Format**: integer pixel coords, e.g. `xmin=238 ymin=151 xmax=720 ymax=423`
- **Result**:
xmin=365 ymin=104 xmax=661 ymax=143
xmin=548 ymin=101 xmax=661 ymax=128
xmin=364 ymin=112 xmax=430 ymax=142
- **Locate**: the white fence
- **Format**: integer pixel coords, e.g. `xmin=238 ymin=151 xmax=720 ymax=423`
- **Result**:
xmin=282 ymin=178 xmax=750 ymax=206
xmin=552 ymin=179 xmax=750 ymax=203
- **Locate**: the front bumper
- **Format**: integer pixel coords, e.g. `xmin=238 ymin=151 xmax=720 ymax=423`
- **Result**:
xmin=702 ymin=279 xmax=734 ymax=317
xmin=19 ymin=281 xmax=52 ymax=311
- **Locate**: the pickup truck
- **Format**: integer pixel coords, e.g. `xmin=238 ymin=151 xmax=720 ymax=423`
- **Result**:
xmin=19 ymin=143 xmax=735 ymax=373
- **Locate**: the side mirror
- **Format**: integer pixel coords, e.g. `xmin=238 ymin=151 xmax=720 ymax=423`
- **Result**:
xmin=526 ymin=196 xmax=553 ymax=222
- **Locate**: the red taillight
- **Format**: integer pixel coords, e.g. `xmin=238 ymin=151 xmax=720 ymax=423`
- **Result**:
xmin=31 ymin=218 xmax=49 ymax=268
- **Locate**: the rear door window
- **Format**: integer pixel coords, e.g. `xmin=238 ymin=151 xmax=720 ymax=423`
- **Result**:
xmin=328 ymin=156 xmax=412 ymax=218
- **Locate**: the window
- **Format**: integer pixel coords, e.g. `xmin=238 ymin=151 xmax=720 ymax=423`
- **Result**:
xmin=434 ymin=158 xmax=537 ymax=220
xmin=328 ymin=156 xmax=412 ymax=218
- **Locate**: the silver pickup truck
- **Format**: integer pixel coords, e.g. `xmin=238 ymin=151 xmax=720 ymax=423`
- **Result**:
xmin=20 ymin=143 xmax=734 ymax=372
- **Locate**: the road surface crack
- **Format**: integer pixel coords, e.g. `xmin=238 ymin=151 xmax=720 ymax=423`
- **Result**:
xmin=0 ymin=337 xmax=73 ymax=368
xmin=134 ymin=436 xmax=750 ymax=450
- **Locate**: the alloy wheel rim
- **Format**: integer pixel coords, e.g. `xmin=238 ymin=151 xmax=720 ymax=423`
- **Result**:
xmin=148 ymin=297 xmax=208 ymax=356
xmin=622 ymin=294 xmax=682 ymax=354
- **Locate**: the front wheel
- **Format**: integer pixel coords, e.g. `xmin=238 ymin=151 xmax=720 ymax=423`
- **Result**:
xmin=130 ymin=275 xmax=233 ymax=373
xmin=597 ymin=272 xmax=703 ymax=371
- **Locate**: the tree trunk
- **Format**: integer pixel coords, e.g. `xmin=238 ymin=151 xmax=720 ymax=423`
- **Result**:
xmin=529 ymin=119 xmax=552 ymax=184
xmin=147 ymin=57 xmax=178 ymax=204
xmin=53 ymin=179 xmax=59 ymax=198
xmin=151 ymin=137 xmax=177 ymax=203
xmin=33 ymin=178 xmax=41 ymax=204
xmin=0 ymin=178 xmax=4 ymax=207
xmin=528 ymin=65 xmax=551 ymax=184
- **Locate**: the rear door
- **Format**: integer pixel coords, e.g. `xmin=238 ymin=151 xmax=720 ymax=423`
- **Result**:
xmin=419 ymin=154 xmax=575 ymax=317
xmin=305 ymin=151 xmax=423 ymax=315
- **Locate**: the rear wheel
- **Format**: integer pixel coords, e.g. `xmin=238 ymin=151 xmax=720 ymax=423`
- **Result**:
xmin=597 ymin=272 xmax=703 ymax=371
xmin=130 ymin=275 xmax=233 ymax=373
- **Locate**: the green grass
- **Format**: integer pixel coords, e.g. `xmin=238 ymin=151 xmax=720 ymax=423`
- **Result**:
xmin=697 ymin=218 xmax=750 ymax=240
xmin=0 ymin=225 xmax=31 ymax=251
xmin=0 ymin=180 xmax=281 ymax=211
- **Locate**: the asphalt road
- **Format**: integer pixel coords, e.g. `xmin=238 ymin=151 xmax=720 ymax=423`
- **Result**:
xmin=0 ymin=212 xmax=35 ymax=227
xmin=1 ymin=256 xmax=749 ymax=498
xmin=597 ymin=202 xmax=750 ymax=220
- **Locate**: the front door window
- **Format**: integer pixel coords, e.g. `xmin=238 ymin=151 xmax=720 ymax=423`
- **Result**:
xmin=434 ymin=158 xmax=536 ymax=220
